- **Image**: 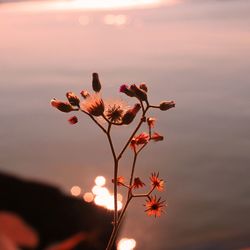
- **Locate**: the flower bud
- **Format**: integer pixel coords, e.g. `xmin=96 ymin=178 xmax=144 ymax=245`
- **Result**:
xmin=132 ymin=103 xmax=141 ymax=114
xmin=139 ymin=83 xmax=148 ymax=92
xmin=68 ymin=116 xmax=78 ymax=125
xmin=51 ymin=98 xmax=73 ymax=113
xmin=133 ymin=177 xmax=145 ymax=189
xmin=66 ymin=92 xmax=80 ymax=107
xmin=135 ymin=132 xmax=149 ymax=145
xmin=159 ymin=101 xmax=175 ymax=111
xmin=119 ymin=84 xmax=135 ymax=97
xmin=130 ymin=84 xmax=148 ymax=101
xmin=122 ymin=103 xmax=141 ymax=125
xmin=147 ymin=117 xmax=156 ymax=128
xmin=151 ymin=132 xmax=164 ymax=142
xmin=80 ymin=90 xmax=90 ymax=99
xmin=92 ymin=72 xmax=101 ymax=92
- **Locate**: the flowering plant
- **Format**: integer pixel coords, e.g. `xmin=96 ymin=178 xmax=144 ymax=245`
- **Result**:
xmin=51 ymin=73 xmax=175 ymax=250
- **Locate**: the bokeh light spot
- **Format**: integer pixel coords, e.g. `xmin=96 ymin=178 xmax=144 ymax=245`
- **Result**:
xmin=95 ymin=176 xmax=106 ymax=186
xmin=83 ymin=192 xmax=94 ymax=203
xmin=70 ymin=186 xmax=81 ymax=196
xmin=118 ymin=238 xmax=136 ymax=250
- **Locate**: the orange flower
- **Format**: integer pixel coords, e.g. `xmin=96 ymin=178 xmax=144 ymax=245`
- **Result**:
xmin=147 ymin=117 xmax=156 ymax=129
xmin=112 ymin=176 xmax=125 ymax=186
xmin=150 ymin=172 xmax=164 ymax=192
xmin=80 ymin=94 xmax=105 ymax=117
xmin=144 ymin=195 xmax=166 ymax=217
xmin=133 ymin=177 xmax=145 ymax=189
xmin=151 ymin=132 xmax=164 ymax=142
xmin=68 ymin=116 xmax=78 ymax=125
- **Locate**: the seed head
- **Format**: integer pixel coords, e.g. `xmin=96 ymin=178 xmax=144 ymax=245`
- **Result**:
xmin=81 ymin=94 xmax=105 ymax=116
xmin=105 ymin=104 xmax=124 ymax=123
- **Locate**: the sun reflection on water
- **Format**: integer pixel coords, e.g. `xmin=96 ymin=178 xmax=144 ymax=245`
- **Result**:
xmin=76 ymin=175 xmax=123 ymax=211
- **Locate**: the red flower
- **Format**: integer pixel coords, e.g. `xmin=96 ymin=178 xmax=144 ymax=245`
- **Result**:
xmin=151 ymin=132 xmax=164 ymax=142
xmin=150 ymin=172 xmax=164 ymax=192
xmin=135 ymin=132 xmax=150 ymax=145
xmin=68 ymin=116 xmax=78 ymax=125
xmin=112 ymin=176 xmax=125 ymax=186
xmin=130 ymin=132 xmax=149 ymax=150
xmin=133 ymin=177 xmax=145 ymax=189
xmin=144 ymin=195 xmax=166 ymax=217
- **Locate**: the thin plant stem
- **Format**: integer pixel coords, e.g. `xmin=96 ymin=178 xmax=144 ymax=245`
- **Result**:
xmin=106 ymin=196 xmax=133 ymax=250
xmin=117 ymin=105 xmax=149 ymax=160
xmin=81 ymin=110 xmax=107 ymax=134
xmin=106 ymin=123 xmax=118 ymax=227
xmin=129 ymin=152 xmax=137 ymax=187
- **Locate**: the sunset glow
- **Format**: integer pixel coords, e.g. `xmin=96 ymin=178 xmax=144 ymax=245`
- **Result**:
xmin=0 ymin=0 xmax=178 ymax=13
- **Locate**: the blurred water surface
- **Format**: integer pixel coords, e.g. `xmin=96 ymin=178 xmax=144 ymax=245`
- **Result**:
xmin=1 ymin=0 xmax=250 ymax=249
